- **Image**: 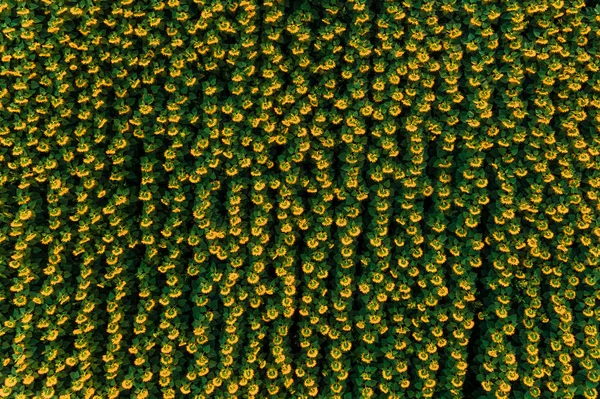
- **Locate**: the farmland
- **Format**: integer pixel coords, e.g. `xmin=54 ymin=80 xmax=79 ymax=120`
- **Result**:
xmin=1 ymin=1 xmax=600 ymax=398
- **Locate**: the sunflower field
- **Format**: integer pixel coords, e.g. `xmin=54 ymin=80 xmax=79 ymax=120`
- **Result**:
xmin=1 ymin=0 xmax=600 ymax=398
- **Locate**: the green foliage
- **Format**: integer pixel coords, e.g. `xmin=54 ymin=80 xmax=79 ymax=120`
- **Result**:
xmin=0 ymin=1 xmax=600 ymax=398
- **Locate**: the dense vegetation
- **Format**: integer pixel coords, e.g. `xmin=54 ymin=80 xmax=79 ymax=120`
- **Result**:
xmin=1 ymin=0 xmax=600 ymax=398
